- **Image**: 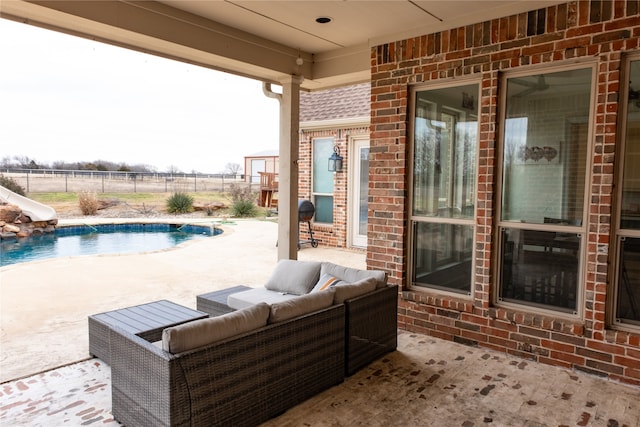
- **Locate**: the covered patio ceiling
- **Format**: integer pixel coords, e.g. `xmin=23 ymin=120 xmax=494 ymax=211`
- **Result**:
xmin=1 ymin=0 xmax=563 ymax=90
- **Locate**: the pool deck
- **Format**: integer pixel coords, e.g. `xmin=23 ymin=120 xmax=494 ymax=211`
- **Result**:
xmin=0 ymin=218 xmax=365 ymax=383
xmin=1 ymin=219 xmax=639 ymax=426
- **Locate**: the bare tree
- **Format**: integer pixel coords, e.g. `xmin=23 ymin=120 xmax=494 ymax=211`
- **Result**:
xmin=167 ymin=165 xmax=182 ymax=175
xmin=225 ymin=162 xmax=242 ymax=178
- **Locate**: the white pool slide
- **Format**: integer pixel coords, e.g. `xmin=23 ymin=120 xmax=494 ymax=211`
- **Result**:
xmin=0 ymin=185 xmax=57 ymax=221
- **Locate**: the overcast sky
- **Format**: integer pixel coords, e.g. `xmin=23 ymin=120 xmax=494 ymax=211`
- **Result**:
xmin=0 ymin=18 xmax=280 ymax=174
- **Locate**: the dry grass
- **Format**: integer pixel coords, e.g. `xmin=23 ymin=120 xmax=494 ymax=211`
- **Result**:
xmin=77 ymin=191 xmax=99 ymax=215
xmin=28 ymin=191 xmax=272 ymax=219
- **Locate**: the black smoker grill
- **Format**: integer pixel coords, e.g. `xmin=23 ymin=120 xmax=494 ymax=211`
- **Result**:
xmin=298 ymin=200 xmax=318 ymax=248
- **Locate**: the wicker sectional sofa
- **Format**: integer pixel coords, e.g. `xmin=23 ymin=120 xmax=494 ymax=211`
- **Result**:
xmin=204 ymin=260 xmax=399 ymax=376
xmin=110 ymin=260 xmax=397 ymax=427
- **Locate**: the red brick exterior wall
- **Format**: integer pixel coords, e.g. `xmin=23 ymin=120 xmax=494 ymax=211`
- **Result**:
xmin=369 ymin=0 xmax=640 ymax=385
xmin=298 ymin=126 xmax=369 ymax=248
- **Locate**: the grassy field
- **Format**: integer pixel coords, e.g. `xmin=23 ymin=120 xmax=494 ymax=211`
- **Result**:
xmin=29 ymin=191 xmax=240 ymax=216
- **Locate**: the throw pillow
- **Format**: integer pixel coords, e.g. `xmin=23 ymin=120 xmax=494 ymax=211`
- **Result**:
xmin=162 ymin=302 xmax=270 ymax=353
xmin=268 ymin=289 xmax=335 ymax=323
xmin=264 ymin=259 xmax=321 ymax=295
xmin=332 ymin=277 xmax=378 ymax=304
xmin=311 ymin=272 xmax=346 ymax=292
xmin=320 ymin=262 xmax=387 ymax=288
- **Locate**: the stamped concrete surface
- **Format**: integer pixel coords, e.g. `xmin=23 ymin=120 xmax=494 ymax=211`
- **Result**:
xmin=1 ymin=331 xmax=639 ymax=426
xmin=1 ymin=219 xmax=639 ymax=426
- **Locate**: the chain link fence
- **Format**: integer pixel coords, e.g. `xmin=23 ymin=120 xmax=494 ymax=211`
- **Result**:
xmin=1 ymin=169 xmax=260 ymax=194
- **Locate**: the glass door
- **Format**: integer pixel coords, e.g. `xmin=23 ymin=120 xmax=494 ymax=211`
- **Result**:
xmin=350 ymin=138 xmax=369 ymax=247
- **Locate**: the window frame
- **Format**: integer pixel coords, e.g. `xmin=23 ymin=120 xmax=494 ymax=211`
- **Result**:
xmin=610 ymin=52 xmax=640 ymax=332
xmin=311 ymin=137 xmax=335 ymax=225
xmin=493 ymin=62 xmax=597 ymax=318
xmin=407 ymin=78 xmax=480 ymax=297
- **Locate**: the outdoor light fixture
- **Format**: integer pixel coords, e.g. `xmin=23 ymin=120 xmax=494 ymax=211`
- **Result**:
xmin=328 ymin=145 xmax=343 ymax=172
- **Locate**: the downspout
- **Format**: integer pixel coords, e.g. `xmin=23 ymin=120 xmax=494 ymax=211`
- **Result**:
xmin=263 ymin=77 xmax=302 ymax=260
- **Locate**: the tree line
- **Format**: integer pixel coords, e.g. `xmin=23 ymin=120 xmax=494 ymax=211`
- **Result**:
xmin=1 ymin=155 xmax=243 ymax=176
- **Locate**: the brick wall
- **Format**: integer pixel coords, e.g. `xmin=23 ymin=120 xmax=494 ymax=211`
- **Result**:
xmin=369 ymin=0 xmax=640 ymax=385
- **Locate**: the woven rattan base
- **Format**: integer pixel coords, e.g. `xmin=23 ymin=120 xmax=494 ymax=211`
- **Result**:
xmin=88 ymin=300 xmax=207 ymax=364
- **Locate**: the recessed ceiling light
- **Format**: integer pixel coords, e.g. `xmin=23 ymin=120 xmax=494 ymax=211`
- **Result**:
xmin=315 ymin=17 xmax=332 ymax=24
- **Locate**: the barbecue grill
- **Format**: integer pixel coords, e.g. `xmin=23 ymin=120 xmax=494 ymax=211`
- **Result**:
xmin=298 ymin=200 xmax=318 ymax=248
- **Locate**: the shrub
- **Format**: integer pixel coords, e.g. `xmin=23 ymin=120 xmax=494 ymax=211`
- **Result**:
xmin=228 ymin=184 xmax=258 ymax=217
xmin=229 ymin=183 xmax=256 ymax=204
xmin=78 ymin=191 xmax=99 ymax=215
xmin=231 ymin=199 xmax=258 ymax=217
xmin=166 ymin=192 xmax=194 ymax=214
xmin=0 ymin=174 xmax=26 ymax=196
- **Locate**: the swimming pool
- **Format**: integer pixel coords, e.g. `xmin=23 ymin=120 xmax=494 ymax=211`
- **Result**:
xmin=0 ymin=223 xmax=221 ymax=267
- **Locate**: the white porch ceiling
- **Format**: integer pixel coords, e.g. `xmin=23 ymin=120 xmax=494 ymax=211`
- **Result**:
xmin=1 ymin=1 xmax=563 ymax=90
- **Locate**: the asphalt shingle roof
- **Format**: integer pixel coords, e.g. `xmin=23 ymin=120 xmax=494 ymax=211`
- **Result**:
xmin=300 ymin=82 xmax=370 ymax=122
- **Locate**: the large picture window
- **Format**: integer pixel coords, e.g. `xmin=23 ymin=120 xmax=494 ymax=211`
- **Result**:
xmin=312 ymin=137 xmax=334 ymax=224
xmin=409 ymin=82 xmax=478 ymax=294
xmin=613 ymin=56 xmax=640 ymax=328
xmin=498 ymin=66 xmax=593 ymax=314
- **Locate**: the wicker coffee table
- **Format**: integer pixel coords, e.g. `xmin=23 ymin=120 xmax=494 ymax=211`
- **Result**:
xmin=88 ymin=299 xmax=208 ymax=364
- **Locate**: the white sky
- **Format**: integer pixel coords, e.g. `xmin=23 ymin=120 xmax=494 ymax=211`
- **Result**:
xmin=0 ymin=18 xmax=280 ymax=174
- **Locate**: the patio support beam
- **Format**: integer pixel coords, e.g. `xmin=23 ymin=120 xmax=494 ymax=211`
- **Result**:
xmin=263 ymin=76 xmax=302 ymax=260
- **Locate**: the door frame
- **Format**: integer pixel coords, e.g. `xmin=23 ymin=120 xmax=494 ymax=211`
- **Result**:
xmin=348 ymin=136 xmax=370 ymax=248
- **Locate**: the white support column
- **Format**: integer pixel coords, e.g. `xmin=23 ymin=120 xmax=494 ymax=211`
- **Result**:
xmin=263 ymin=75 xmax=302 ymax=260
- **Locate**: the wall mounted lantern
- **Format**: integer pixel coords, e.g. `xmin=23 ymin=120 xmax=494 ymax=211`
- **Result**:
xmin=328 ymin=145 xmax=343 ymax=172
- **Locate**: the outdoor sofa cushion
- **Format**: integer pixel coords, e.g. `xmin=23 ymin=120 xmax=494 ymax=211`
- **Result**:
xmin=162 ymin=302 xmax=270 ymax=353
xmin=320 ymin=262 xmax=387 ymax=288
xmin=331 ymin=277 xmax=378 ymax=304
xmin=311 ymin=273 xmax=347 ymax=292
xmin=264 ymin=259 xmax=321 ymax=295
xmin=268 ymin=290 xmax=335 ymax=323
xmin=227 ymin=287 xmax=298 ymax=310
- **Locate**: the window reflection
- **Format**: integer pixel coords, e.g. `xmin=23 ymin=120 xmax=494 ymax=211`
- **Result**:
xmin=498 ymin=67 xmax=592 ymax=312
xmin=410 ymin=83 xmax=478 ymax=294
xmin=501 ymin=228 xmax=579 ymax=312
xmin=413 ymin=222 xmax=474 ymax=294
xmin=617 ymin=238 xmax=640 ymax=325
xmin=615 ymin=58 xmax=640 ymax=327
xmin=312 ymin=138 xmax=334 ymax=223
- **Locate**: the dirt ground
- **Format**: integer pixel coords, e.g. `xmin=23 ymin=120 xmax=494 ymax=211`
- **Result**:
xmin=47 ymin=198 xmax=216 ymax=219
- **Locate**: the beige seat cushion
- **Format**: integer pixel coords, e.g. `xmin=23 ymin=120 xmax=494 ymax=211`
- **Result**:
xmin=227 ymin=287 xmax=298 ymax=310
xmin=162 ymin=303 xmax=270 ymax=353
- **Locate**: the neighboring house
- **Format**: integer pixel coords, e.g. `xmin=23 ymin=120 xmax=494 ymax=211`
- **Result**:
xmin=245 ymin=83 xmax=371 ymax=249
xmin=243 ymin=149 xmax=278 ymax=183
xmin=369 ymin=3 xmax=640 ymax=385
xmin=298 ymin=83 xmax=371 ymax=249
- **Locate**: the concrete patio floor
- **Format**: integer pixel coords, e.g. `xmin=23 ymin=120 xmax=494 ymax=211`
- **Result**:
xmin=1 ymin=219 xmax=639 ymax=426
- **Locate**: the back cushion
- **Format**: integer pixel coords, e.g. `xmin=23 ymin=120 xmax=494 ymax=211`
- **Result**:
xmin=268 ymin=290 xmax=335 ymax=323
xmin=264 ymin=259 xmax=321 ymax=295
xmin=162 ymin=303 xmax=270 ymax=353
xmin=320 ymin=262 xmax=387 ymax=288
xmin=332 ymin=277 xmax=378 ymax=304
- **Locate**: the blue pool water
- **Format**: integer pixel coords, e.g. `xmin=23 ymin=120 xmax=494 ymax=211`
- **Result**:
xmin=0 ymin=223 xmax=221 ymax=267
